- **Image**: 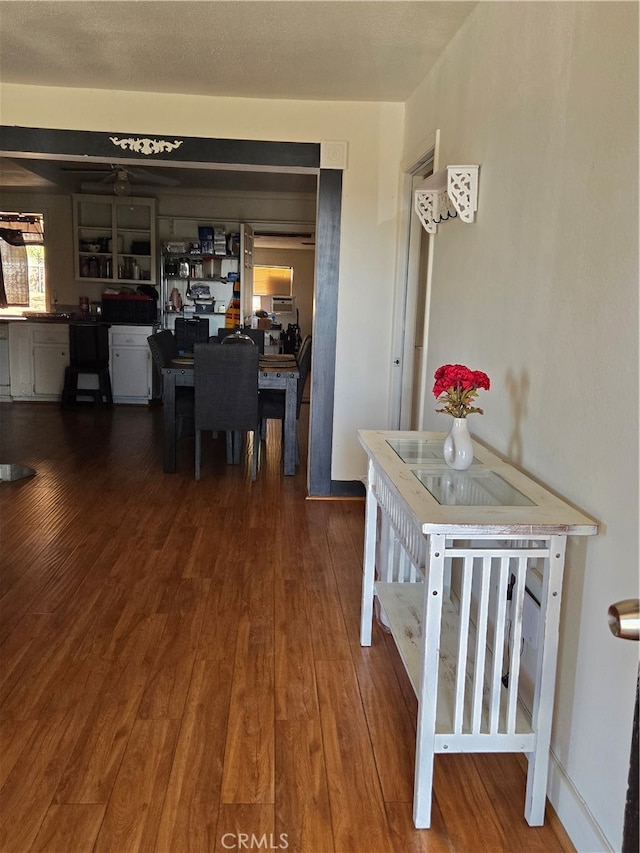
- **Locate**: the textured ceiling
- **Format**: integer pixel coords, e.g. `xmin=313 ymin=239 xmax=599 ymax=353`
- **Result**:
xmin=0 ymin=1 xmax=476 ymax=196
xmin=0 ymin=0 xmax=475 ymax=102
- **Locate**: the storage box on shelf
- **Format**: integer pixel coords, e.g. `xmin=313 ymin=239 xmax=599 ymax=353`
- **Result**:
xmin=73 ymin=195 xmax=157 ymax=285
xmin=101 ymin=294 xmax=158 ymax=324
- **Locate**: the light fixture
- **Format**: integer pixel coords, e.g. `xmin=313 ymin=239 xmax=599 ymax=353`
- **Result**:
xmin=113 ymin=170 xmax=132 ymax=196
xmin=414 ymin=165 xmax=479 ymax=234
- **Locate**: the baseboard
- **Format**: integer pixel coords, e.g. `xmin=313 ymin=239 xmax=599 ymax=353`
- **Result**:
xmin=548 ymin=748 xmax=613 ymax=852
xmin=330 ymin=480 xmax=366 ymax=498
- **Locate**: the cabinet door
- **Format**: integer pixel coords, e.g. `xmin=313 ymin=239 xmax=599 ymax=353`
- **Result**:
xmin=111 ymin=346 xmax=151 ymax=402
xmin=33 ymin=343 xmax=68 ymax=397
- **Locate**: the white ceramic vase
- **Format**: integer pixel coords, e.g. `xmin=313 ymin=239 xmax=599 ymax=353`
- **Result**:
xmin=443 ymin=417 xmax=474 ymax=470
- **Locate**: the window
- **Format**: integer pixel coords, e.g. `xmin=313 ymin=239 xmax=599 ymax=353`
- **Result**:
xmin=0 ymin=212 xmax=46 ymax=315
xmin=253 ymin=265 xmax=293 ymax=297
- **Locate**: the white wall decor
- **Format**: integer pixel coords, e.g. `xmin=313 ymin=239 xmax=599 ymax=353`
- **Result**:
xmin=414 ymin=165 xmax=479 ymax=233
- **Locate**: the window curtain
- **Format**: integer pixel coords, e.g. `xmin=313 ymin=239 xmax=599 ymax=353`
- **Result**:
xmin=0 ymin=228 xmax=28 ymax=308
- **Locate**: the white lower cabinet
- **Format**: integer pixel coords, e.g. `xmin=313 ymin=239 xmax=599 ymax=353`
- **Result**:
xmin=9 ymin=323 xmax=69 ymax=401
xmin=109 ymin=325 xmax=154 ymax=404
xmin=8 ymin=322 xmax=154 ymax=404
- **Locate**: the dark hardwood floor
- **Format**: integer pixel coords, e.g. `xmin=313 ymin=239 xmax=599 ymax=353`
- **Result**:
xmin=0 ymin=400 xmax=575 ymax=852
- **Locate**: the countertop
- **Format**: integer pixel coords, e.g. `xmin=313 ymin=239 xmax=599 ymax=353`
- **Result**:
xmin=1 ymin=314 xmax=156 ymax=326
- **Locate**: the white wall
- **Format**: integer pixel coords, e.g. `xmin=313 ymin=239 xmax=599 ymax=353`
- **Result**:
xmin=403 ymin=3 xmax=638 ymax=850
xmin=0 ymin=84 xmax=405 ymax=481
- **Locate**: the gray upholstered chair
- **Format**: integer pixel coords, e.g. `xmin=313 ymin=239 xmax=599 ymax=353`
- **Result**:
xmin=194 ymin=342 xmax=262 ymax=481
xmin=147 ymin=330 xmax=194 ymax=436
xmin=260 ymin=335 xmax=311 ymax=462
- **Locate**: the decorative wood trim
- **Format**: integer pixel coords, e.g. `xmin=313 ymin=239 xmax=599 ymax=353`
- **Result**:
xmin=0 ymin=125 xmax=321 ymax=168
xmin=320 ymin=140 xmax=348 ymax=170
xmin=309 ymin=169 xmax=342 ymax=496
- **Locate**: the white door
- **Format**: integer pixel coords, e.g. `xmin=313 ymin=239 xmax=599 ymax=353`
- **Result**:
xmin=240 ymin=223 xmax=254 ymax=327
xmin=389 ymin=140 xmax=437 ymax=429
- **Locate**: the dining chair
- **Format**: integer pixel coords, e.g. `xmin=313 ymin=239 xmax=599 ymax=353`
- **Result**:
xmin=147 ymin=330 xmax=194 ymax=437
xmin=175 ymin=317 xmax=210 ymax=353
xmin=218 ymin=327 xmax=265 ymax=353
xmin=61 ymin=323 xmax=113 ymax=407
xmin=194 ymin=342 xmax=262 ymax=481
xmin=260 ymin=335 xmax=312 ymax=462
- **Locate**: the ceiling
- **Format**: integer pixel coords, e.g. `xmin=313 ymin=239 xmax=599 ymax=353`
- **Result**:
xmin=0 ymin=1 xmax=476 ymax=196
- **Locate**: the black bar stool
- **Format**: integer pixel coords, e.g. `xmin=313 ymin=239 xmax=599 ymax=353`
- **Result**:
xmin=61 ymin=323 xmax=113 ymax=407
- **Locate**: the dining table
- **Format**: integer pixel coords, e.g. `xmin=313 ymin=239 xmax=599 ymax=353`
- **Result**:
xmin=161 ymin=352 xmax=300 ymax=475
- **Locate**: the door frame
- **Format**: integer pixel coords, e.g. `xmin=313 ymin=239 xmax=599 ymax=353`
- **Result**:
xmin=0 ymin=125 xmax=342 ymax=495
xmin=388 ymin=130 xmax=439 ymax=429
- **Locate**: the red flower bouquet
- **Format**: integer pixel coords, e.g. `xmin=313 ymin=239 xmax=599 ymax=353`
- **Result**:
xmin=433 ymin=363 xmax=490 ymax=418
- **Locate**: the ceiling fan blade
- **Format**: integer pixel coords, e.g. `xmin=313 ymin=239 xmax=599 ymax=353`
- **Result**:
xmin=128 ymin=167 xmax=180 ymax=187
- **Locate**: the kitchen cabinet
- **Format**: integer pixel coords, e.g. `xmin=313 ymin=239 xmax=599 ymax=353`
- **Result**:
xmin=8 ymin=322 xmax=155 ymax=405
xmin=159 ymin=221 xmax=253 ymax=332
xmin=109 ymin=325 xmax=155 ymax=404
xmin=9 ymin=323 xmax=69 ymax=400
xmin=73 ymin=195 xmax=157 ymax=285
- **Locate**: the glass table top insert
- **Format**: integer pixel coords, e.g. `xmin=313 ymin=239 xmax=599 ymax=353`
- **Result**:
xmin=411 ymin=468 xmax=536 ymax=507
xmin=386 ymin=437 xmax=481 ymax=466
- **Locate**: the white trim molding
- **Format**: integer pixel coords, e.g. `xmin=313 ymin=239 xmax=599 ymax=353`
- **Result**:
xmin=320 ymin=140 xmax=348 ymax=170
xmin=414 ymin=165 xmax=479 ymax=233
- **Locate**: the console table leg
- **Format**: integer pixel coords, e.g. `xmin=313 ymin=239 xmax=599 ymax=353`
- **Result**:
xmin=413 ymin=533 xmax=446 ymax=828
xmin=524 ymin=534 xmax=567 ymax=825
xmin=360 ymin=460 xmax=378 ymax=646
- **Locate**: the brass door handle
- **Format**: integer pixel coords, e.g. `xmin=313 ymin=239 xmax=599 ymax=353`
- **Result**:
xmin=608 ymin=599 xmax=640 ymax=641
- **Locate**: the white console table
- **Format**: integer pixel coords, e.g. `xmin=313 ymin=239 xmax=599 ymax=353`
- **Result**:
xmin=358 ymin=430 xmax=598 ymax=829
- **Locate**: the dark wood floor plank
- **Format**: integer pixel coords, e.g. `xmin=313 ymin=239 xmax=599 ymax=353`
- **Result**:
xmin=315 ymin=658 xmax=394 ymax=852
xmin=93 ymin=719 xmax=179 ymax=853
xmin=52 ymin=613 xmax=167 ymax=804
xmin=221 ymin=613 xmax=275 ymax=804
xmin=0 ymin=707 xmax=84 ymax=853
xmin=213 ymin=804 xmax=275 ymax=853
xmin=137 ymin=577 xmax=211 ymax=720
xmin=30 ymin=803 xmax=106 ymax=853
xmin=154 ymin=659 xmax=234 ymax=853
xmin=275 ymin=719 xmax=334 ymax=853
xmin=274 ymin=578 xmax=319 ymax=721
xmin=352 ymin=642 xmax=417 ymax=803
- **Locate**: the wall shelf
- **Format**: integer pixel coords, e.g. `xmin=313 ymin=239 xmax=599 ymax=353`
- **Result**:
xmin=414 ymin=165 xmax=479 ymax=234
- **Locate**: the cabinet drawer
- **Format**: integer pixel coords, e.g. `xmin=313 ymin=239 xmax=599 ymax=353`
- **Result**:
xmin=110 ymin=328 xmax=153 ymax=347
xmin=32 ymin=325 xmax=68 ymax=344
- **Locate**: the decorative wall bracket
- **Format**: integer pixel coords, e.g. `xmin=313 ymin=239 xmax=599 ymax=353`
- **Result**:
xmin=414 ymin=165 xmax=479 ymax=234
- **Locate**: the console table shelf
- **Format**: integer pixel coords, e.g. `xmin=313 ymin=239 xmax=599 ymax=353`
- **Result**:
xmin=358 ymin=430 xmax=598 ymax=829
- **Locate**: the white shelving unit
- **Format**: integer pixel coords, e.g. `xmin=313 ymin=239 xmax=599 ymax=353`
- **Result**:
xmin=72 ymin=195 xmax=157 ymax=285
xmin=358 ymin=430 xmax=598 ymax=829
xmin=158 ymin=218 xmax=254 ymax=333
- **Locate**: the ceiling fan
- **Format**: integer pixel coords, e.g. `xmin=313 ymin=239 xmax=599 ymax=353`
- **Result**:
xmin=62 ymin=163 xmax=180 ymax=195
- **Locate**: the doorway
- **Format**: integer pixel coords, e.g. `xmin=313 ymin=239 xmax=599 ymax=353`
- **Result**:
xmin=0 ymin=125 xmax=342 ymax=495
